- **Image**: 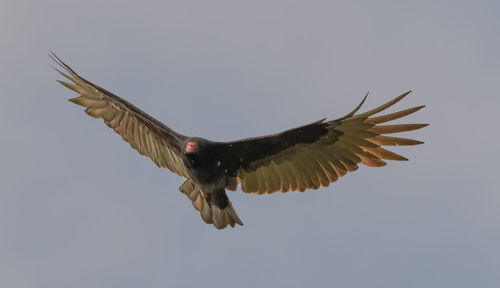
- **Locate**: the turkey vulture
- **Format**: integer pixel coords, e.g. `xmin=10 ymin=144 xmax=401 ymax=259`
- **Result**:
xmin=51 ymin=53 xmax=427 ymax=229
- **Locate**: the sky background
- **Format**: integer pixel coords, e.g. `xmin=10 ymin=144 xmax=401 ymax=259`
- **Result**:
xmin=1 ymin=0 xmax=499 ymax=287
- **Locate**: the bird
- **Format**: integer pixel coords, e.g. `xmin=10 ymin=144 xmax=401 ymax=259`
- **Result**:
xmin=51 ymin=52 xmax=428 ymax=229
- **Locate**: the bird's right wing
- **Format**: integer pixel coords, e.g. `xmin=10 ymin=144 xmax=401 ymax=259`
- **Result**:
xmin=51 ymin=53 xmax=189 ymax=178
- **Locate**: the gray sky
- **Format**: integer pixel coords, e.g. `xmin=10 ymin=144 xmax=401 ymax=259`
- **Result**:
xmin=1 ymin=0 xmax=499 ymax=287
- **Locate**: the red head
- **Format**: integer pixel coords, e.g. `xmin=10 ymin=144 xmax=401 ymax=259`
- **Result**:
xmin=185 ymin=141 xmax=198 ymax=154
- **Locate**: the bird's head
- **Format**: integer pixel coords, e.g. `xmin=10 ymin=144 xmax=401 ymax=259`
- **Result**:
xmin=184 ymin=140 xmax=199 ymax=155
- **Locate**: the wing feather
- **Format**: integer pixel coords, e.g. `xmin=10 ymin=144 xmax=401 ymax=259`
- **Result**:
xmin=52 ymin=53 xmax=189 ymax=178
xmin=283 ymin=161 xmax=298 ymax=191
xmin=225 ymin=91 xmax=426 ymax=194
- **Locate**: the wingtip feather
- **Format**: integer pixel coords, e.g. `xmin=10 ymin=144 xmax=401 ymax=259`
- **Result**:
xmin=367 ymin=135 xmax=424 ymax=146
xmin=366 ymin=105 xmax=426 ymax=124
xmin=369 ymin=123 xmax=428 ymax=134
xmin=335 ymin=92 xmax=369 ymax=121
xmin=49 ymin=52 xmax=78 ymax=76
xmin=355 ymin=90 xmax=413 ymax=119
xmin=57 ymin=80 xmax=79 ymax=93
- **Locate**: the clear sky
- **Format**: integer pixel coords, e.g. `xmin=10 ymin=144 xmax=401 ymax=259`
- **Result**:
xmin=1 ymin=0 xmax=499 ymax=287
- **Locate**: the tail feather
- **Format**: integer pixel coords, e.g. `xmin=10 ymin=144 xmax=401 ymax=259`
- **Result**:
xmin=179 ymin=179 xmax=243 ymax=229
xmin=211 ymin=197 xmax=243 ymax=229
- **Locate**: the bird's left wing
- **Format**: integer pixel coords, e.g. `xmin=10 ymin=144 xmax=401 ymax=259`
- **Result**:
xmin=222 ymin=91 xmax=427 ymax=194
xmin=51 ymin=53 xmax=189 ymax=178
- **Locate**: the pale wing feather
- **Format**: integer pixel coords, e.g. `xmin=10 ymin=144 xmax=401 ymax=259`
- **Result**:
xmin=52 ymin=53 xmax=189 ymax=178
xmin=236 ymin=91 xmax=427 ymax=194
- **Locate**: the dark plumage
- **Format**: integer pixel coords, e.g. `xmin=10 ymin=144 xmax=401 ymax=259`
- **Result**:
xmin=51 ymin=53 xmax=428 ymax=229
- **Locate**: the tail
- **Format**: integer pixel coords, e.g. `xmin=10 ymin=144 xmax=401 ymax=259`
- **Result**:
xmin=179 ymin=179 xmax=243 ymax=229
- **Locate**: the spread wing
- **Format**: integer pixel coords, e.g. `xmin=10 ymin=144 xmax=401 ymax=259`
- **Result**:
xmin=51 ymin=53 xmax=189 ymax=178
xmin=223 ymin=91 xmax=427 ymax=193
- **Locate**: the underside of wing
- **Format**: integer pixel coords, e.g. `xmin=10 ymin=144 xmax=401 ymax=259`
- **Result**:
xmin=51 ymin=53 xmax=189 ymax=178
xmin=224 ymin=91 xmax=427 ymax=194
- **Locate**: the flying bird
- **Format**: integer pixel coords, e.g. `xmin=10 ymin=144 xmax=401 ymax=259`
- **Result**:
xmin=51 ymin=53 xmax=427 ymax=229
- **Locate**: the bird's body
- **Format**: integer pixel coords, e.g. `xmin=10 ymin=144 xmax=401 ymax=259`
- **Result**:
xmin=183 ymin=138 xmax=225 ymax=185
xmin=179 ymin=139 xmax=243 ymax=228
xmin=51 ymin=53 xmax=427 ymax=229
